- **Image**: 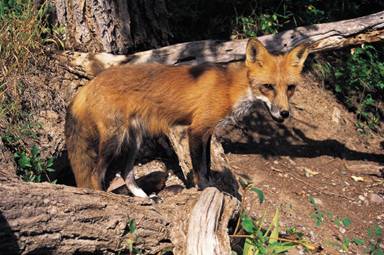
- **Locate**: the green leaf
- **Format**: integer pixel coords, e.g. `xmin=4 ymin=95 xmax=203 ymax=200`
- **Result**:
xmin=243 ymin=238 xmax=258 ymax=255
xmin=342 ymin=237 xmax=350 ymax=251
xmin=352 ymin=238 xmax=364 ymax=245
xmin=238 ymin=176 xmax=250 ymax=188
xmin=374 ymin=248 xmax=384 ymax=255
xmin=269 ymin=208 xmax=280 ymax=244
xmin=128 ymin=219 xmax=136 ymax=233
xmin=241 ymin=214 xmax=255 ymax=234
xmin=267 ymin=242 xmax=295 ymax=254
xmin=335 ymin=84 xmax=342 ymax=93
xmin=31 ymin=145 xmax=39 ymax=157
xmin=250 ymin=187 xmax=265 ymax=204
xmin=310 ymin=211 xmax=324 ymax=227
xmin=46 ymin=167 xmax=55 ymax=173
xmin=374 ymin=225 xmax=382 ymax=237
xmin=342 ymin=217 xmax=352 ymax=228
xmin=18 ymin=152 xmax=31 ymax=168
xmin=36 ymin=161 xmax=43 ymax=172
xmin=46 ymin=158 xmax=54 ymax=168
xmin=308 ymin=196 xmax=316 ymax=206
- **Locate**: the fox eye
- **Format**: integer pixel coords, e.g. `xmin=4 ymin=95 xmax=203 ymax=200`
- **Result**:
xmin=287 ymin=84 xmax=296 ymax=91
xmin=262 ymin=84 xmax=274 ymax=91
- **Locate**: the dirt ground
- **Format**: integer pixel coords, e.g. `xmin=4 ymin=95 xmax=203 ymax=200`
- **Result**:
xmin=215 ymin=75 xmax=384 ymax=254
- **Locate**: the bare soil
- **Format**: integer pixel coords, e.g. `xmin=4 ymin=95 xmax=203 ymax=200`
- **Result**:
xmin=216 ymin=75 xmax=384 ymax=254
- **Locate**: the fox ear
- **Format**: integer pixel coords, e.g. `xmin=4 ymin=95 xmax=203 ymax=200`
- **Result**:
xmin=245 ymin=38 xmax=269 ymax=66
xmin=287 ymin=44 xmax=309 ymax=69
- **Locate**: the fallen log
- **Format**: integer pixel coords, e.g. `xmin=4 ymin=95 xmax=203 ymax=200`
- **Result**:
xmin=0 ymin=170 xmax=239 ymax=254
xmin=56 ymin=11 xmax=384 ymax=77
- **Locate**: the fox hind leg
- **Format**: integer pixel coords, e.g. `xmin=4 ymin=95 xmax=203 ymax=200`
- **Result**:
xmin=91 ymin=135 xmax=122 ymax=190
xmin=120 ymin=121 xmax=148 ymax=198
xmin=121 ymin=145 xmax=148 ymax=198
xmin=126 ymin=169 xmax=148 ymax=198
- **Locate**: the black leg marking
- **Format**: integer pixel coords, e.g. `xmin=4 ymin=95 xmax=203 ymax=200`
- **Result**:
xmin=188 ymin=129 xmax=212 ymax=189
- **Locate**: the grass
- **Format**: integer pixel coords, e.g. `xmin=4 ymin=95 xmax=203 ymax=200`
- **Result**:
xmin=0 ymin=0 xmax=63 ymax=182
xmin=1 ymin=0 xmax=45 ymax=80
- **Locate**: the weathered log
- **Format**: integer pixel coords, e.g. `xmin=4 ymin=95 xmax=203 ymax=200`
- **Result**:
xmin=0 ymin=170 xmax=239 ymax=254
xmin=56 ymin=11 xmax=384 ymax=77
xmin=166 ymin=126 xmax=230 ymax=184
xmin=186 ymin=188 xmax=239 ymax=255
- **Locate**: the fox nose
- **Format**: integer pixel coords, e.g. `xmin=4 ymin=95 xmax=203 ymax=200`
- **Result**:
xmin=280 ymin=111 xmax=290 ymax=119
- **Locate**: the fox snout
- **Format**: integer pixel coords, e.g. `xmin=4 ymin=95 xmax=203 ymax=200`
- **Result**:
xmin=270 ymin=103 xmax=290 ymax=122
xmin=255 ymin=94 xmax=291 ymax=123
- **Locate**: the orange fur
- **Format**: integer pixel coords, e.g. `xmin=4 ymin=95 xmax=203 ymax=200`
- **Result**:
xmin=65 ymin=38 xmax=309 ymax=191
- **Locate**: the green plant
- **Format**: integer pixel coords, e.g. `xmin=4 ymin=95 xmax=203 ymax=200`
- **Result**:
xmin=124 ymin=219 xmax=142 ymax=255
xmin=241 ymin=209 xmax=295 ymax=254
xmin=233 ymin=9 xmax=293 ymax=39
xmin=2 ymin=117 xmax=55 ymax=184
xmin=233 ymin=208 xmax=316 ymax=254
xmin=308 ymin=196 xmax=384 ymax=253
xmin=13 ymin=144 xmax=55 ymax=182
xmin=331 ymin=44 xmax=384 ymax=132
xmin=308 ymin=196 xmax=324 ymax=227
xmin=0 ymin=1 xmax=62 ymax=182
xmin=231 ymin=186 xmax=316 ymax=254
xmin=367 ymin=225 xmax=383 ymax=255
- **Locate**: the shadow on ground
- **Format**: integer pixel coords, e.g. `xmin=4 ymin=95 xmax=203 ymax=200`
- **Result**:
xmin=218 ymin=101 xmax=384 ymax=164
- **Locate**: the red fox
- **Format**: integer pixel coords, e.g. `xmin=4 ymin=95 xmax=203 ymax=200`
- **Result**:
xmin=65 ymin=38 xmax=309 ymax=197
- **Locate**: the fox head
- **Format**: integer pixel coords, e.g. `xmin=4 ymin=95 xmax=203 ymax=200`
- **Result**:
xmin=245 ymin=38 xmax=309 ymax=123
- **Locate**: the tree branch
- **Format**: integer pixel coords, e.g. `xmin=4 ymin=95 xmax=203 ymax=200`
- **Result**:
xmin=56 ymin=11 xmax=384 ymax=77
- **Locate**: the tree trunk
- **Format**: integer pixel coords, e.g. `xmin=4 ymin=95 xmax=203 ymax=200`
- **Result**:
xmin=53 ymin=0 xmax=171 ymax=54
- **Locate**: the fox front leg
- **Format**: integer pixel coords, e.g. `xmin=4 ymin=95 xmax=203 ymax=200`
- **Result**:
xmin=188 ymin=127 xmax=212 ymax=189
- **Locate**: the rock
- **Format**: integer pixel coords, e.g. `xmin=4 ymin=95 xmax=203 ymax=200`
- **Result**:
xmin=351 ymin=175 xmax=364 ymax=182
xmin=358 ymin=195 xmax=366 ymax=201
xmin=302 ymin=167 xmax=319 ymax=177
xmin=287 ymin=246 xmax=305 ymax=255
xmin=332 ymin=107 xmax=342 ymax=124
xmin=313 ymin=198 xmax=323 ymax=206
xmin=346 ymin=164 xmax=383 ymax=176
xmin=369 ymin=193 xmax=384 ymax=204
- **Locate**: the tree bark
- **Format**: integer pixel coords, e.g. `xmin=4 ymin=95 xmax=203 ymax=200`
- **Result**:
xmin=53 ymin=0 xmax=171 ymax=54
xmin=57 ymin=10 xmax=384 ymax=77
xmin=0 ymin=170 xmax=239 ymax=254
